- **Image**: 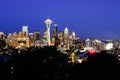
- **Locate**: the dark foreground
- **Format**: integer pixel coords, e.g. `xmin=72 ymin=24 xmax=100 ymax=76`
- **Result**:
xmin=0 ymin=46 xmax=120 ymax=80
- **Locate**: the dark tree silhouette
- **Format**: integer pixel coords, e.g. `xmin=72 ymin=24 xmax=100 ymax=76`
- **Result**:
xmin=0 ymin=47 xmax=119 ymax=80
xmin=0 ymin=40 xmax=6 ymax=52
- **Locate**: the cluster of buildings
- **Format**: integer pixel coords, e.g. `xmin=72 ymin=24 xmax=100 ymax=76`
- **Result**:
xmin=0 ymin=18 xmax=120 ymax=52
xmin=0 ymin=18 xmax=79 ymax=50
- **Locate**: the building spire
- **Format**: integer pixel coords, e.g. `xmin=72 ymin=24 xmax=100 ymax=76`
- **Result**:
xmin=64 ymin=27 xmax=69 ymax=34
xmin=44 ymin=18 xmax=53 ymax=46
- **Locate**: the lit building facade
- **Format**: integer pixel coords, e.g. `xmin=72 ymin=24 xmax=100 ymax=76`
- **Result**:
xmin=64 ymin=27 xmax=69 ymax=45
xmin=51 ymin=24 xmax=58 ymax=46
xmin=33 ymin=30 xmax=42 ymax=46
xmin=22 ymin=26 xmax=28 ymax=37
xmin=13 ymin=27 xmax=30 ymax=48
xmin=53 ymin=24 xmax=58 ymax=37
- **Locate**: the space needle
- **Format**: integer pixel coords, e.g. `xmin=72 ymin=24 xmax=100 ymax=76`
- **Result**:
xmin=44 ymin=18 xmax=53 ymax=46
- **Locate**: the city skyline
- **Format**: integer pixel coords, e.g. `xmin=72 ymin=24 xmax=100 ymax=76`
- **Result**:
xmin=0 ymin=0 xmax=120 ymax=40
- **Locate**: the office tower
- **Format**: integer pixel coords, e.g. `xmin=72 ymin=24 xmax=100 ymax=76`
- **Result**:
xmin=44 ymin=18 xmax=52 ymax=46
xmin=33 ymin=30 xmax=42 ymax=46
xmin=42 ymin=29 xmax=47 ymax=46
xmin=72 ymin=31 xmax=76 ymax=39
xmin=64 ymin=27 xmax=69 ymax=45
xmin=71 ymin=31 xmax=76 ymax=44
xmin=51 ymin=24 xmax=58 ymax=46
xmin=59 ymin=32 xmax=63 ymax=37
xmin=29 ymin=33 xmax=34 ymax=46
xmin=53 ymin=24 xmax=58 ymax=37
xmin=85 ymin=38 xmax=91 ymax=48
xmin=58 ymin=32 xmax=64 ymax=45
xmin=33 ymin=30 xmax=41 ymax=41
xmin=13 ymin=32 xmax=18 ymax=47
xmin=13 ymin=32 xmax=18 ymax=38
xmin=18 ymin=32 xmax=24 ymax=38
xmin=22 ymin=26 xmax=28 ymax=37
xmin=16 ymin=30 xmax=30 ymax=48
xmin=64 ymin=27 xmax=69 ymax=35
xmin=69 ymin=35 xmax=73 ymax=46
xmin=51 ymin=37 xmax=55 ymax=46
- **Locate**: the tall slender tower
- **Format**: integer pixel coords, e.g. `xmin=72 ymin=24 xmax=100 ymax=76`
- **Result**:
xmin=44 ymin=18 xmax=52 ymax=46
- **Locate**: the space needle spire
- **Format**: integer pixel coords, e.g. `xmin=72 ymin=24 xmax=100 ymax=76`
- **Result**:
xmin=44 ymin=18 xmax=53 ymax=46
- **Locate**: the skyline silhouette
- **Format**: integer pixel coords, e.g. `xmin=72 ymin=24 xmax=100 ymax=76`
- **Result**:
xmin=0 ymin=0 xmax=120 ymax=40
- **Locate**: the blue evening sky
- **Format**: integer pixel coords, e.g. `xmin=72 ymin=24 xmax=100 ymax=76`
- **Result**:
xmin=0 ymin=0 xmax=120 ymax=40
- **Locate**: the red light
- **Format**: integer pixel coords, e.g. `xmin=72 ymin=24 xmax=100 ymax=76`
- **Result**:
xmin=88 ymin=49 xmax=96 ymax=55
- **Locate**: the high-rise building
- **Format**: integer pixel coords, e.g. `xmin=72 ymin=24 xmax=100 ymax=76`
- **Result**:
xmin=64 ymin=27 xmax=69 ymax=34
xmin=72 ymin=31 xmax=76 ymax=39
xmin=53 ymin=24 xmax=58 ymax=37
xmin=18 ymin=32 xmax=24 ymax=38
xmin=85 ymin=38 xmax=91 ymax=48
xmin=29 ymin=33 xmax=34 ymax=46
xmin=58 ymin=32 xmax=64 ymax=45
xmin=15 ymin=26 xmax=29 ymax=48
xmin=64 ymin=27 xmax=69 ymax=45
xmin=44 ymin=18 xmax=52 ymax=46
xmin=22 ymin=26 xmax=28 ymax=37
xmin=51 ymin=24 xmax=58 ymax=46
xmin=51 ymin=37 xmax=55 ymax=46
xmin=33 ymin=30 xmax=42 ymax=46
xmin=33 ymin=30 xmax=41 ymax=41
xmin=59 ymin=32 xmax=63 ymax=37
xmin=13 ymin=32 xmax=18 ymax=47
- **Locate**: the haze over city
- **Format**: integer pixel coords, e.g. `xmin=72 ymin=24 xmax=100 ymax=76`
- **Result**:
xmin=0 ymin=0 xmax=120 ymax=40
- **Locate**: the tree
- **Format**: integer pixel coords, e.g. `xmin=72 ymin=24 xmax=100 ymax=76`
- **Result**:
xmin=0 ymin=40 xmax=6 ymax=52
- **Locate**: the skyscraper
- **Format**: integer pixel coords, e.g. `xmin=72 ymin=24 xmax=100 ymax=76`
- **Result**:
xmin=53 ymin=24 xmax=58 ymax=37
xmin=64 ymin=27 xmax=69 ymax=35
xmin=44 ymin=18 xmax=52 ymax=46
xmin=22 ymin=26 xmax=28 ymax=37
xmin=33 ymin=30 xmax=41 ymax=41
xmin=64 ymin=27 xmax=69 ymax=44
xmin=72 ymin=31 xmax=76 ymax=39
